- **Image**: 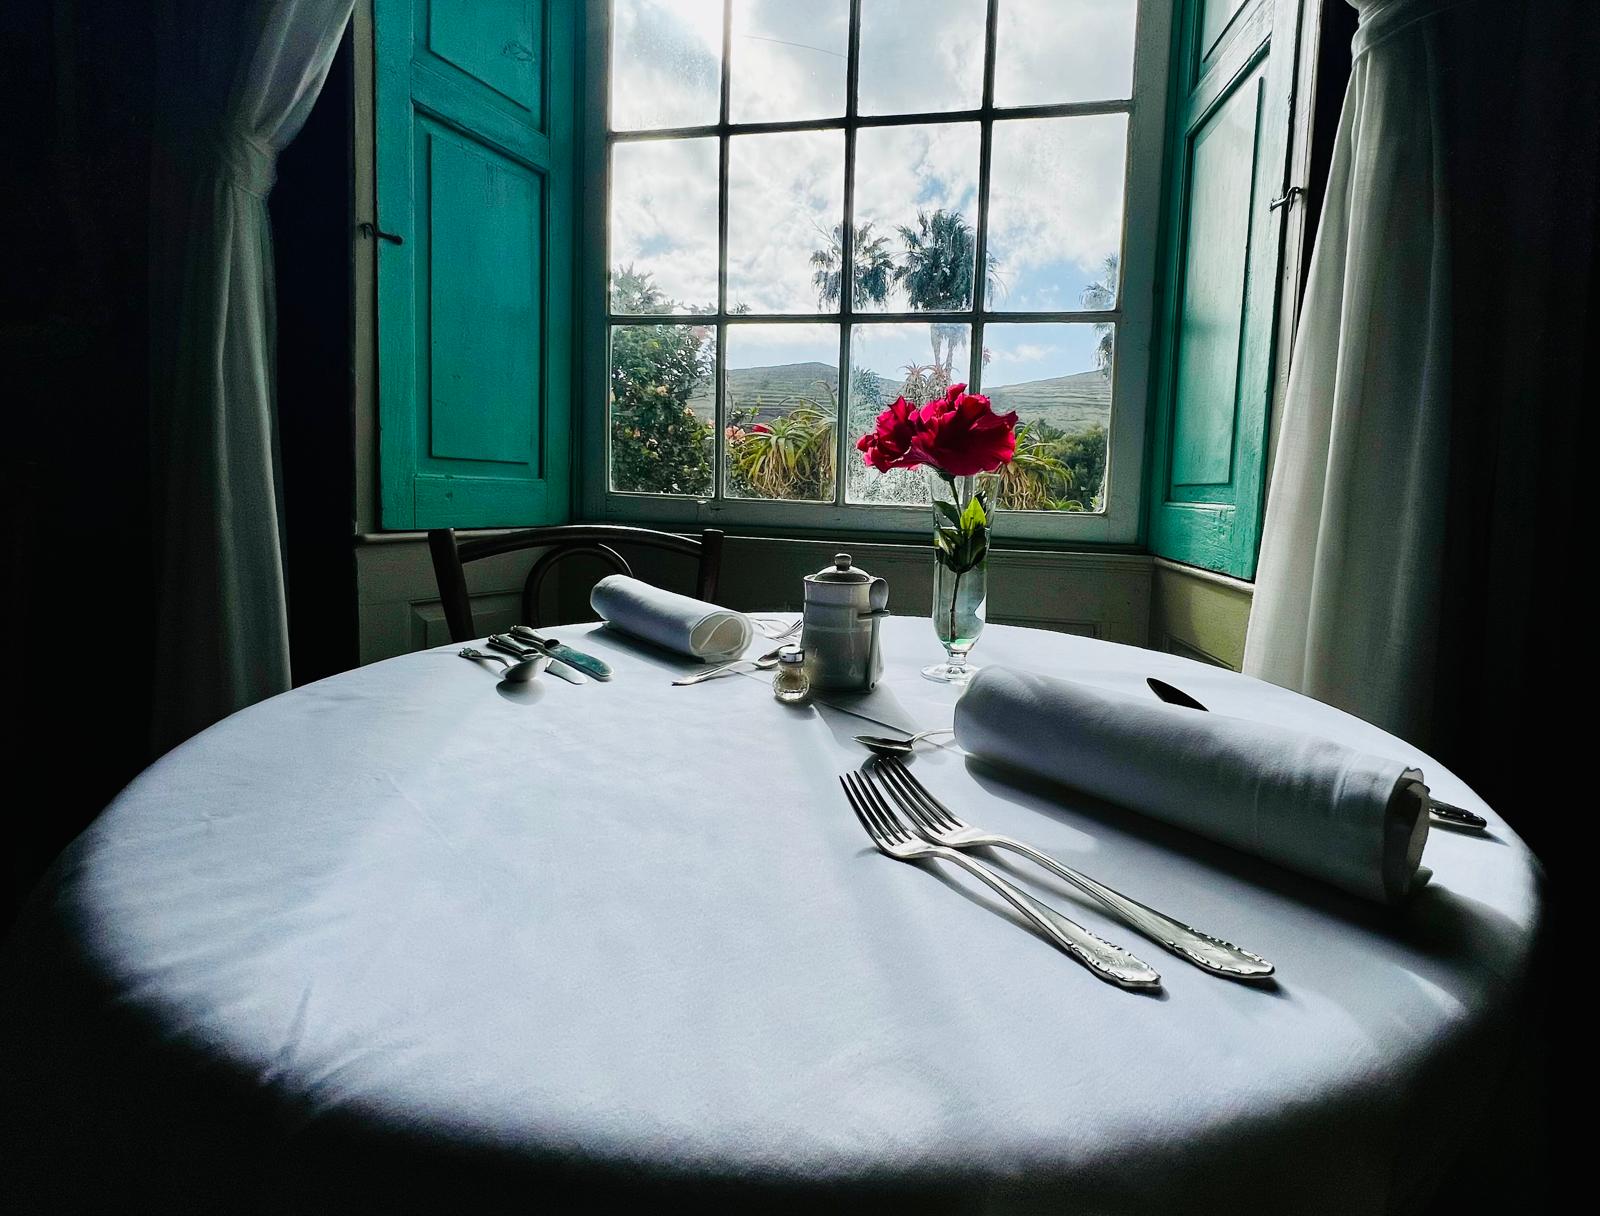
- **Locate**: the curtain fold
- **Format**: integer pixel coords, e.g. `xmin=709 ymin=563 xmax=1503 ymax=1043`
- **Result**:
xmin=1244 ymin=0 xmax=1600 ymax=840
xmin=1245 ymin=1 xmax=1452 ymax=739
xmin=149 ymin=0 xmax=353 ymax=751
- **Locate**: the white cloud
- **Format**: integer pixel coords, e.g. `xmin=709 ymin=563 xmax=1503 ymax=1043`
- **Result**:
xmin=858 ymin=0 xmax=987 ymax=115
xmin=987 ymin=114 xmax=1127 ymax=308
xmin=610 ymin=137 xmax=720 ymax=309
xmin=727 ymin=130 xmax=844 ymax=313
xmin=993 ymin=0 xmax=1137 ymax=107
xmin=730 ymin=0 xmax=850 ymax=121
xmin=611 ymin=0 xmax=723 ymax=130
xmin=608 ymin=1 xmax=1132 ymax=317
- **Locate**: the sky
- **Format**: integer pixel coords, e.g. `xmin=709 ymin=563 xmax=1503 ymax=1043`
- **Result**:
xmin=608 ymin=0 xmax=1133 ymax=383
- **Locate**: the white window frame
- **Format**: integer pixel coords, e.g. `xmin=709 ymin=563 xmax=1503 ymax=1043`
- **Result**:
xmin=579 ymin=0 xmax=1174 ymax=543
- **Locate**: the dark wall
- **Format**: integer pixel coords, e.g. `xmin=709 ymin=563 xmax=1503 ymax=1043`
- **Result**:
xmin=0 ymin=7 xmax=358 ymax=916
xmin=1 ymin=1 xmax=158 ymax=915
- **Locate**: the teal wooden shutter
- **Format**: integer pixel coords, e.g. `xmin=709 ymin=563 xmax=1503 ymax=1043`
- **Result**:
xmin=375 ymin=0 xmax=576 ymax=528
xmin=1147 ymin=0 xmax=1299 ymax=577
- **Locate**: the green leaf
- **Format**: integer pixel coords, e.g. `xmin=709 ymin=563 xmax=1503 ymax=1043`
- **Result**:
xmin=960 ymin=494 xmax=989 ymax=532
xmin=934 ymin=498 xmax=963 ymax=527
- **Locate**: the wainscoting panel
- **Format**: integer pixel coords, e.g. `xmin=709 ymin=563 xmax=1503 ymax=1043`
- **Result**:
xmin=1148 ymin=557 xmax=1254 ymax=669
xmin=356 ymin=533 xmax=1156 ymax=665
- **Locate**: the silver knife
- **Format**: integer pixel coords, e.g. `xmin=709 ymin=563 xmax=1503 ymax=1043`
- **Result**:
xmin=487 ymin=635 xmax=587 ymax=684
xmin=1145 ymin=677 xmax=1489 ymax=831
xmin=509 ymin=626 xmax=613 ymax=681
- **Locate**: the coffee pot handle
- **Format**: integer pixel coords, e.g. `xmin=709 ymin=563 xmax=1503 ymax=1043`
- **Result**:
xmin=862 ymin=577 xmax=889 ymax=689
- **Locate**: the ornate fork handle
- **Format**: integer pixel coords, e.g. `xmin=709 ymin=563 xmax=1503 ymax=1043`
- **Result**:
xmin=990 ymin=836 xmax=1273 ymax=979
xmin=925 ymin=843 xmax=1160 ymax=988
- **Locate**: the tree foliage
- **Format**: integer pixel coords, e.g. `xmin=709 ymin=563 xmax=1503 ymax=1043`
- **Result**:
xmin=727 ymin=398 xmax=835 ymax=501
xmin=997 ymin=421 xmax=1107 ymax=512
xmin=608 ymin=267 xmax=714 ymax=495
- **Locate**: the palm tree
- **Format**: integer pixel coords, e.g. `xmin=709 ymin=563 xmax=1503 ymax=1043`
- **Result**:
xmin=809 ymin=223 xmax=894 ymax=310
xmin=1081 ymin=254 xmax=1119 ymax=376
xmin=894 ymin=209 xmax=1002 ymax=377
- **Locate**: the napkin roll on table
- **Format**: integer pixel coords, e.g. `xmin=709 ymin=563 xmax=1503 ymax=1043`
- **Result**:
xmin=590 ymin=575 xmax=754 ymax=662
xmin=954 ymin=667 xmax=1431 ymax=904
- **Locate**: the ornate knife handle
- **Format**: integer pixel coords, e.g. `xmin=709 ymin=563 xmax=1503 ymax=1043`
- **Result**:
xmin=996 ymin=837 xmax=1276 ymax=980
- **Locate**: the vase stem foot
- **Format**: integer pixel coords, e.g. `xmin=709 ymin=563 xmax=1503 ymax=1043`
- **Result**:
xmin=922 ymin=660 xmax=978 ymax=685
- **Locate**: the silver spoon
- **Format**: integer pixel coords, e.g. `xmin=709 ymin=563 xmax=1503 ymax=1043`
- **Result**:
xmin=854 ymin=727 xmax=954 ymax=755
xmin=459 ymin=646 xmax=547 ymax=683
xmin=672 ymin=646 xmax=788 ymax=686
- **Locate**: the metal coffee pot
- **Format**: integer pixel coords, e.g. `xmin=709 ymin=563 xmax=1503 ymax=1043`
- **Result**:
xmin=801 ymin=553 xmax=889 ymax=691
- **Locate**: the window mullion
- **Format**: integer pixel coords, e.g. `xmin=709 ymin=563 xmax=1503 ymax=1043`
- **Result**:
xmin=833 ymin=0 xmax=862 ymax=507
xmin=969 ymin=0 xmax=1001 ymax=394
xmin=713 ymin=0 xmax=733 ymax=505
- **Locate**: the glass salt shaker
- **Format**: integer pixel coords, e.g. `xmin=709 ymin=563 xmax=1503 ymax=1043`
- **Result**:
xmin=771 ymin=645 xmax=811 ymax=705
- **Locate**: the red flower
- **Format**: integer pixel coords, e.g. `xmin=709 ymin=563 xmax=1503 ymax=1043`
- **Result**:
xmin=856 ymin=396 xmax=924 ymax=472
xmin=751 ymin=423 xmax=771 ymax=433
xmin=908 ymin=383 xmax=1018 ymax=476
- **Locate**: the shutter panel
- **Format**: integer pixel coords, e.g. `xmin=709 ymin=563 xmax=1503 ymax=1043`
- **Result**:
xmin=1147 ymin=0 xmax=1300 ymax=577
xmin=375 ymin=0 xmax=576 ymax=529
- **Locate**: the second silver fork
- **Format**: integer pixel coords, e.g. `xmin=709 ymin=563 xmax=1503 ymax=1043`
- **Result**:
xmin=870 ymin=758 xmax=1274 ymax=981
xmin=842 ymin=772 xmax=1161 ymax=988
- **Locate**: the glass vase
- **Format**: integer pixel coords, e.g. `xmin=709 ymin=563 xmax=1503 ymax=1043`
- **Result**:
xmin=924 ymin=469 xmax=998 ymax=683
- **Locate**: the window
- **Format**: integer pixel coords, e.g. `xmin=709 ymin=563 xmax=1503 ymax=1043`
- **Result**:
xmin=587 ymin=0 xmax=1172 ymax=541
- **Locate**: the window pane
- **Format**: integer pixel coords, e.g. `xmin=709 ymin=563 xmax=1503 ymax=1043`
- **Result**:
xmin=986 ymin=115 xmax=1126 ymax=312
xmin=609 ymin=324 xmax=717 ymax=497
xmin=730 ymin=0 xmax=849 ymax=123
xmin=725 ymin=324 xmax=839 ymax=502
xmin=1201 ymin=0 xmax=1249 ymax=55
xmin=857 ymin=0 xmax=986 ymax=116
xmin=610 ymin=0 xmax=724 ymax=131
xmin=845 ymin=322 xmax=971 ymax=505
xmin=982 ymin=323 xmax=1111 ymax=512
xmin=993 ymin=0 xmax=1136 ymax=107
xmin=852 ymin=123 xmax=981 ymax=312
xmin=610 ymin=138 xmax=719 ymax=314
xmin=727 ymin=130 xmax=845 ymax=314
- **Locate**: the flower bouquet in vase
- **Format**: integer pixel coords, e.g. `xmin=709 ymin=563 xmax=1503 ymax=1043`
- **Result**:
xmin=857 ymin=383 xmax=1018 ymax=683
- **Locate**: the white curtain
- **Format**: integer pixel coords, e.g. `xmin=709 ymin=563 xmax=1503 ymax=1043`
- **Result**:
xmin=150 ymin=0 xmax=353 ymax=751
xmin=1244 ymin=0 xmax=1461 ymax=740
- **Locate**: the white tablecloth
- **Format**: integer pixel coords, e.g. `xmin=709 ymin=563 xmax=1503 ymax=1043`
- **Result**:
xmin=0 ymin=618 xmax=1543 ymax=1213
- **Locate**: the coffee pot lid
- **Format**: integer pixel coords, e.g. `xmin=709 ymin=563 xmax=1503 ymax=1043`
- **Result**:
xmin=808 ymin=552 xmax=873 ymax=584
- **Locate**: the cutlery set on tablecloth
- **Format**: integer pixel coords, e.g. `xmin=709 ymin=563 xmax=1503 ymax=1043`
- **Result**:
xmin=841 ymin=757 xmax=1275 ymax=990
xmin=457 ymin=615 xmax=801 ymax=686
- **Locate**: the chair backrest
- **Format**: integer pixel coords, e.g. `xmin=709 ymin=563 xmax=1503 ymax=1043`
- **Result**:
xmin=427 ymin=525 xmax=725 ymax=642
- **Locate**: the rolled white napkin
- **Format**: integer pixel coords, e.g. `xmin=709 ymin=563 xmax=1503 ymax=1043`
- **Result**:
xmin=954 ymin=667 xmax=1431 ymax=904
xmin=590 ymin=575 xmax=754 ymax=663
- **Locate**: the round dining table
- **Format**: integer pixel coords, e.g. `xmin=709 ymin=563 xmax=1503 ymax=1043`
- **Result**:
xmin=0 ymin=616 xmax=1543 ymax=1214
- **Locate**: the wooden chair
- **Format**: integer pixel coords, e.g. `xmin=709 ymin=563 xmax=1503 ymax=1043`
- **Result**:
xmin=427 ymin=525 xmax=725 ymax=642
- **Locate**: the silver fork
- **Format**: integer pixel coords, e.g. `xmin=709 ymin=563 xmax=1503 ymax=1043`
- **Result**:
xmin=753 ymin=616 xmax=803 ymax=641
xmin=871 ymin=758 xmax=1274 ymax=980
xmin=841 ymin=772 xmax=1160 ymax=988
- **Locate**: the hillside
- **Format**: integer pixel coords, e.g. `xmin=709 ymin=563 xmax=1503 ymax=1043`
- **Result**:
xmin=696 ymin=362 xmax=1112 ymax=438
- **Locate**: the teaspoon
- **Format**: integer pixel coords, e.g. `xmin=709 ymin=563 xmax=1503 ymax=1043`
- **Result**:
xmin=854 ymin=727 xmax=954 ymax=756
